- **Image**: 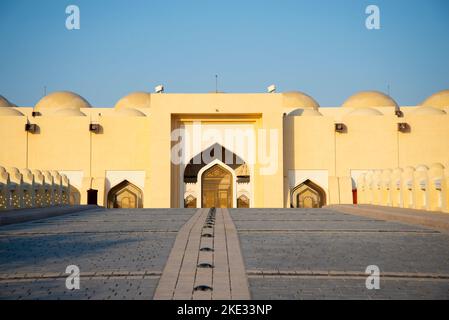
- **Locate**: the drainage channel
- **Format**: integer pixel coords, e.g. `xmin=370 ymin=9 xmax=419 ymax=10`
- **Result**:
xmin=193 ymin=207 xmax=216 ymax=298
xmin=153 ymin=208 xmax=250 ymax=300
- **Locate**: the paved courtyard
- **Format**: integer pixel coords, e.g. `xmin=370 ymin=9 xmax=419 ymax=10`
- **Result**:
xmin=1 ymin=207 xmax=448 ymax=299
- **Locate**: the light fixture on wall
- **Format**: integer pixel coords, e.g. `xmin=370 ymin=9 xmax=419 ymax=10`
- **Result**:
xmin=335 ymin=123 xmax=347 ymax=133
xmin=89 ymin=123 xmax=101 ymax=133
xmin=397 ymin=122 xmax=410 ymax=133
xmin=394 ymin=106 xmax=404 ymax=117
xmin=25 ymin=123 xmax=38 ymax=133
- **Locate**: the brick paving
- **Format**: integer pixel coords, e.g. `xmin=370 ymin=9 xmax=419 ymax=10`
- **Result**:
xmin=328 ymin=204 xmax=449 ymax=233
xmin=231 ymin=208 xmax=449 ymax=300
xmin=1 ymin=206 xmax=449 ymax=299
xmin=0 ymin=208 xmax=195 ymax=300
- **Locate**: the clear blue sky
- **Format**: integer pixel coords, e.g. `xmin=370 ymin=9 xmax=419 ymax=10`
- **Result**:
xmin=1 ymin=0 xmax=448 ymax=107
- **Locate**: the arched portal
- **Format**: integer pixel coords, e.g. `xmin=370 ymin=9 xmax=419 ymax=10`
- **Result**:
xmin=291 ymin=180 xmax=326 ymax=208
xmin=201 ymin=164 xmax=233 ymax=208
xmin=107 ymin=180 xmax=143 ymax=209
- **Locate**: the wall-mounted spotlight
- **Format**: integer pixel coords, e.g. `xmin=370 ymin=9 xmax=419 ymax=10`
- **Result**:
xmin=397 ymin=122 xmax=410 ymax=133
xmin=25 ymin=123 xmax=38 ymax=133
xmin=394 ymin=108 xmax=404 ymax=117
xmin=31 ymin=111 xmax=41 ymax=117
xmin=89 ymin=123 xmax=101 ymax=133
xmin=335 ymin=123 xmax=347 ymax=133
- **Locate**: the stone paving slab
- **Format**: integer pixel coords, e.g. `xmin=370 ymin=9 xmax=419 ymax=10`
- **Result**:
xmin=249 ymin=277 xmax=449 ymax=300
xmin=0 ymin=277 xmax=159 ymax=300
xmin=231 ymin=207 xmax=449 ymax=299
xmin=0 ymin=205 xmax=102 ymax=226
xmin=238 ymin=232 xmax=449 ymax=273
xmin=1 ymin=206 xmax=449 ymax=300
xmin=328 ymin=204 xmax=449 ymax=233
xmin=0 ymin=208 xmax=195 ymax=300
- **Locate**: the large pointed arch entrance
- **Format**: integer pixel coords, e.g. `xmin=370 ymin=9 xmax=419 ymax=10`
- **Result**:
xmin=291 ymin=180 xmax=326 ymax=208
xmin=201 ymin=164 xmax=233 ymax=208
xmin=183 ymin=143 xmax=250 ymax=208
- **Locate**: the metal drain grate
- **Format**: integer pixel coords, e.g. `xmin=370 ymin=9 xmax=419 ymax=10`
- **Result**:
xmin=194 ymin=285 xmax=213 ymax=292
xmin=202 ymin=233 xmax=213 ymax=238
xmin=197 ymin=263 xmax=214 ymax=268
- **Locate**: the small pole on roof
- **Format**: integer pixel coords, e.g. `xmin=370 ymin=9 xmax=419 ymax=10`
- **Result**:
xmin=43 ymin=85 xmax=47 ymax=96
xmin=215 ymin=74 xmax=218 ymax=93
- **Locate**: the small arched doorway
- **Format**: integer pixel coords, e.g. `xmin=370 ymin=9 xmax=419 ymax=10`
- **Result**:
xmin=201 ymin=164 xmax=233 ymax=208
xmin=291 ymin=180 xmax=326 ymax=208
xmin=107 ymin=180 xmax=143 ymax=209
xmin=184 ymin=195 xmax=197 ymax=208
xmin=237 ymin=195 xmax=250 ymax=208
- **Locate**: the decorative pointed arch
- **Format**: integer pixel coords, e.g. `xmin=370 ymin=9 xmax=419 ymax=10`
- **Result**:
xmin=184 ymin=143 xmax=249 ymax=183
xmin=107 ymin=180 xmax=143 ymax=209
xmin=291 ymin=179 xmax=326 ymax=208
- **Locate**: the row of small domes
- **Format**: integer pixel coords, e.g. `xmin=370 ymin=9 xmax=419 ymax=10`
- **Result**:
xmin=283 ymin=90 xmax=449 ymax=112
xmin=1 ymin=89 xmax=449 ymax=112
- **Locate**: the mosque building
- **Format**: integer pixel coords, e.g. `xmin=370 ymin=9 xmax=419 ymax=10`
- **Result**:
xmin=0 ymin=88 xmax=448 ymax=212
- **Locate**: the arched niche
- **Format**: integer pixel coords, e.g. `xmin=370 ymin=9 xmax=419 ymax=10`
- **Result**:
xmin=237 ymin=194 xmax=250 ymax=208
xmin=107 ymin=180 xmax=143 ymax=209
xmin=184 ymin=194 xmax=197 ymax=208
xmin=291 ymin=180 xmax=326 ymax=208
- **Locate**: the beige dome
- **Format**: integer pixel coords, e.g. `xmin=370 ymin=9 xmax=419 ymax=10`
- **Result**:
xmin=342 ymin=91 xmax=398 ymax=108
xmin=421 ymin=90 xmax=449 ymax=109
xmin=0 ymin=95 xmax=13 ymax=108
xmin=53 ymin=108 xmax=87 ymax=117
xmin=410 ymin=106 xmax=446 ymax=116
xmin=282 ymin=91 xmax=319 ymax=109
xmin=0 ymin=107 xmax=24 ymax=116
xmin=114 ymin=92 xmax=151 ymax=109
xmin=289 ymin=108 xmax=323 ymax=116
xmin=114 ymin=108 xmax=146 ymax=117
xmin=0 ymin=95 xmax=22 ymax=116
xmin=346 ymin=107 xmax=383 ymax=116
xmin=35 ymin=91 xmax=91 ymax=110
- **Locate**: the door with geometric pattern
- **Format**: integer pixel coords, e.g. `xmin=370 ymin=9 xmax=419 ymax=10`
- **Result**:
xmin=201 ymin=164 xmax=233 ymax=208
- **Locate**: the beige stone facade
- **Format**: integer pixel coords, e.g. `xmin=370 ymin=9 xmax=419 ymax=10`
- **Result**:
xmin=0 ymin=89 xmax=448 ymax=212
